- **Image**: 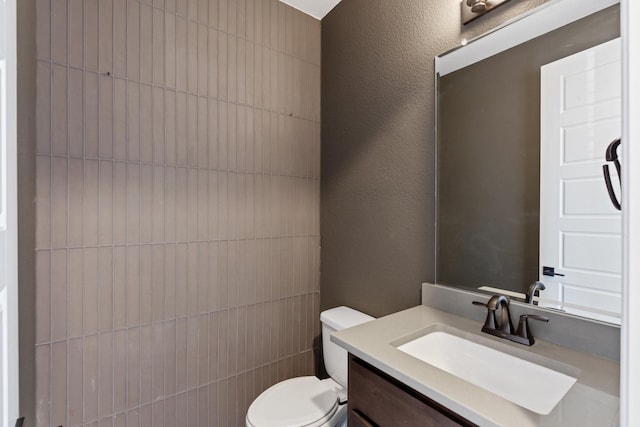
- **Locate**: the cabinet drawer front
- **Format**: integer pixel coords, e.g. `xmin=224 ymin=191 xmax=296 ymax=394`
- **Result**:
xmin=348 ymin=356 xmax=476 ymax=427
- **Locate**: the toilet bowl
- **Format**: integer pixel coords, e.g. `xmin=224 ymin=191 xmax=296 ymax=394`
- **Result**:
xmin=246 ymin=306 xmax=374 ymax=427
xmin=245 ymin=376 xmax=347 ymax=427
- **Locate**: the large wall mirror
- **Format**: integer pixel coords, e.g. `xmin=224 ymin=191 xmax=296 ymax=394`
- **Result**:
xmin=435 ymin=0 xmax=622 ymax=323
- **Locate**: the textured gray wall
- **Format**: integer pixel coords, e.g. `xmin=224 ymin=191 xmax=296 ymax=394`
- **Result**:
xmin=321 ymin=0 xmax=549 ymax=317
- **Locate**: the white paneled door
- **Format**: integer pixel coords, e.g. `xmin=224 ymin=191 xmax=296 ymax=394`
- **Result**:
xmin=0 ymin=0 xmax=19 ymax=425
xmin=622 ymin=0 xmax=640 ymax=424
xmin=540 ymin=38 xmax=622 ymax=322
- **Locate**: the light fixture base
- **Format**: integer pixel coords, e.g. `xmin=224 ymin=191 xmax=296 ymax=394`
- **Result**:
xmin=462 ymin=0 xmax=512 ymax=25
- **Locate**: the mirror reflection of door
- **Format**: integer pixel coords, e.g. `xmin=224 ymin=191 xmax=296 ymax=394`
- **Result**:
xmin=540 ymin=38 xmax=622 ymax=323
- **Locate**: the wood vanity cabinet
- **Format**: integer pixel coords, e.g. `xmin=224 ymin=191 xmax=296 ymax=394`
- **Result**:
xmin=348 ymin=355 xmax=477 ymax=427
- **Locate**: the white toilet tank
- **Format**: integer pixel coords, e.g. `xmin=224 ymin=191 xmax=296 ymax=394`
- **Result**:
xmin=320 ymin=306 xmax=374 ymax=389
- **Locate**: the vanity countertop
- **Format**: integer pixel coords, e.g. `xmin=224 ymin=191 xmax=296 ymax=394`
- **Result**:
xmin=331 ymin=305 xmax=620 ymax=427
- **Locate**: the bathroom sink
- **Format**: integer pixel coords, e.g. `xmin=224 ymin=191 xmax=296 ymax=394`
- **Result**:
xmin=396 ymin=331 xmax=577 ymax=415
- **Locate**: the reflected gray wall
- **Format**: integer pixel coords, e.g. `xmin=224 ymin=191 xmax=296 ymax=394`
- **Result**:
xmin=321 ymin=0 xmax=551 ymax=317
xmin=437 ymin=6 xmax=619 ymax=293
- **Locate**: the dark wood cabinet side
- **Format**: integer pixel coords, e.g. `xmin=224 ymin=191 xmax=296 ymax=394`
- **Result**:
xmin=348 ymin=355 xmax=478 ymax=427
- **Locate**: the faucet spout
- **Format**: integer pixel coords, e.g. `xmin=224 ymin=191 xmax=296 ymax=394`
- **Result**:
xmin=473 ymin=295 xmax=514 ymax=336
xmin=487 ymin=295 xmax=514 ymax=335
xmin=526 ymin=281 xmax=546 ymax=305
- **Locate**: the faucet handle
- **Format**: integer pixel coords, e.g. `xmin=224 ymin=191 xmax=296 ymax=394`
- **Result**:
xmin=521 ymin=314 xmax=550 ymax=322
xmin=515 ymin=314 xmax=550 ymax=345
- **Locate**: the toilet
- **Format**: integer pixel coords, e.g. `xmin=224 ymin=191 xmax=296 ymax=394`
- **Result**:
xmin=246 ymin=306 xmax=374 ymax=427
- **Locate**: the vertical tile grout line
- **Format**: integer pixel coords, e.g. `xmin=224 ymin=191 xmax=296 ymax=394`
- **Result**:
xmin=162 ymin=1 xmax=169 ymax=424
xmin=185 ymin=8 xmax=198 ymax=426
xmin=216 ymin=13 xmax=222 ymax=422
xmin=250 ymin=21 xmax=257 ymax=391
xmin=194 ymin=1 xmax=200 ymax=421
xmin=149 ymin=2 xmax=156 ymax=417
xmin=81 ymin=14 xmax=88 ymax=420
xmin=137 ymin=0 xmax=143 ymax=418
xmin=117 ymin=0 xmax=129 ymax=422
xmin=47 ymin=0 xmax=54 ymax=424
xmin=64 ymin=2 xmax=71 ymax=426
xmin=233 ymin=1 xmax=239 ymax=417
xmin=171 ymin=3 xmax=179 ymax=420
xmin=93 ymin=2 xmax=110 ymax=425
xmin=212 ymin=6 xmax=222 ymax=418
xmin=93 ymin=0 xmax=101 ymax=423
xmin=123 ymin=0 xmax=130 ymax=418
xmin=105 ymin=0 xmax=116 ymax=421
xmin=204 ymin=2 xmax=212 ymax=422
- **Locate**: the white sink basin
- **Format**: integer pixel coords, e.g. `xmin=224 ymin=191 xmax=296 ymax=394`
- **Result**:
xmin=396 ymin=331 xmax=577 ymax=415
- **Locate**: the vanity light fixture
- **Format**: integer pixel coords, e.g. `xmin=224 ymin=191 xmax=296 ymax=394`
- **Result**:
xmin=462 ymin=0 xmax=512 ymax=25
xmin=467 ymin=0 xmax=488 ymax=12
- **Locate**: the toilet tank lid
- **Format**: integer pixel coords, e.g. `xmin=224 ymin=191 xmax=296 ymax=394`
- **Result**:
xmin=320 ymin=306 xmax=374 ymax=331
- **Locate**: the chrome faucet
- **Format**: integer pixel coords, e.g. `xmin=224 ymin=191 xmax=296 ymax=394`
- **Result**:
xmin=473 ymin=295 xmax=549 ymax=346
xmin=526 ymin=281 xmax=546 ymax=305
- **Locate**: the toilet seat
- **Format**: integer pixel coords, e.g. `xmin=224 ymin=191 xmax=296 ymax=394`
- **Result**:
xmin=246 ymin=376 xmax=341 ymax=427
